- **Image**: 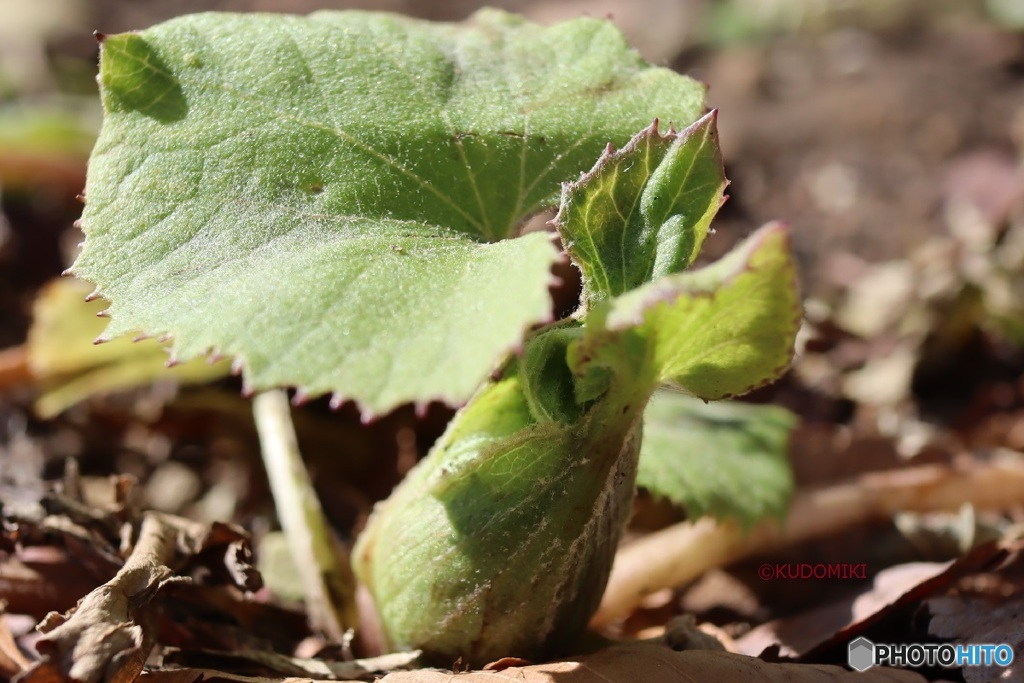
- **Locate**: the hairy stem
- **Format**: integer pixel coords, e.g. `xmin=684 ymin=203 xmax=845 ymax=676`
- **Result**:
xmin=252 ymin=389 xmax=358 ymax=641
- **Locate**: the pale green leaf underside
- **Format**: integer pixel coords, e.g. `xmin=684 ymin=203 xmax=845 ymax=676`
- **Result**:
xmin=638 ymin=390 xmax=795 ymax=525
xmin=572 ymin=222 xmax=801 ymax=401
xmin=73 ymin=10 xmax=706 ymax=414
xmin=554 ymin=111 xmax=726 ymax=309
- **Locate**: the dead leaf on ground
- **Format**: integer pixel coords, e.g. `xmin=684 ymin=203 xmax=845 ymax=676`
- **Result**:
xmin=736 ymin=540 xmax=1008 ymax=659
xmin=924 ymin=544 xmax=1024 ymax=683
xmin=19 ymin=514 xmax=182 ymax=683
xmin=157 ymin=649 xmax=420 ymax=682
xmin=927 ymin=593 xmax=1024 ymax=683
xmin=141 ymin=642 xmax=927 ymax=683
xmin=0 ymin=548 xmax=104 ymax=617
xmin=3 ymin=476 xmax=265 ymax=683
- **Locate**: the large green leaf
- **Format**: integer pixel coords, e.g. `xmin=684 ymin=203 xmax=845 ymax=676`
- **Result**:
xmin=72 ymin=10 xmax=706 ymax=416
xmin=638 ymin=390 xmax=795 ymax=525
xmin=553 ymin=111 xmax=726 ymax=309
xmin=571 ymin=222 xmax=801 ymax=401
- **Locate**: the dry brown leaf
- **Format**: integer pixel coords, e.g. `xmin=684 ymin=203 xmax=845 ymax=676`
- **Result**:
xmin=19 ymin=514 xmax=182 ymax=683
xmin=0 ymin=549 xmax=101 ymax=618
xmin=375 ymin=645 xmax=928 ymax=682
xmin=139 ymin=643 xmax=928 ymax=683
xmin=139 ymin=672 xmax=203 ymax=683
xmin=736 ymin=541 xmax=1007 ymax=659
xmin=927 ymin=593 xmax=1024 ymax=683
xmin=142 ymin=672 xmax=340 ymax=683
xmin=154 ymin=583 xmax=310 ymax=654
xmin=158 ymin=648 xmax=420 ymax=681
xmin=737 ymin=562 xmax=949 ymax=658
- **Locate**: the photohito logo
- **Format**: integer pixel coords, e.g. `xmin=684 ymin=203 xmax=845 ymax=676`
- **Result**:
xmin=847 ymin=637 xmax=1014 ymax=672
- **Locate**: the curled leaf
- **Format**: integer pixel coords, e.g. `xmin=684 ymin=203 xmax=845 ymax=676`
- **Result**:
xmin=553 ymin=111 xmax=727 ymax=309
xmin=571 ymin=222 xmax=802 ymax=401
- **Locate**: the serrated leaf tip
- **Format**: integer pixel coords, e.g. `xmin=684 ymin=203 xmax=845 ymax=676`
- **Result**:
xmin=358 ymin=405 xmax=380 ymax=425
xmin=413 ymin=401 xmax=430 ymax=419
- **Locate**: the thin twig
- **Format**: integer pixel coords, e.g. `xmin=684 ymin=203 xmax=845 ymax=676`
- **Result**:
xmin=0 ymin=345 xmax=32 ymax=391
xmin=594 ymin=453 xmax=1024 ymax=625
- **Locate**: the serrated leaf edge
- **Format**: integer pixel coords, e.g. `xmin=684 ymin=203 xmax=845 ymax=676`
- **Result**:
xmin=579 ymin=222 xmax=801 ymax=401
xmin=549 ymin=108 xmax=724 ymax=243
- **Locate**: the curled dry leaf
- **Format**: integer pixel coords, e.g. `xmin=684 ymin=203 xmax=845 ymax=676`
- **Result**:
xmin=10 ymin=504 xmax=264 ymax=683
xmin=20 ymin=514 xmax=182 ymax=683
xmin=0 ymin=548 xmax=107 ymax=618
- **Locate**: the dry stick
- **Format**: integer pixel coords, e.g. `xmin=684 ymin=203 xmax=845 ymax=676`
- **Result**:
xmin=252 ymin=390 xmax=358 ymax=642
xmin=0 ymin=345 xmax=32 ymax=391
xmin=593 ymin=455 xmax=1024 ymax=626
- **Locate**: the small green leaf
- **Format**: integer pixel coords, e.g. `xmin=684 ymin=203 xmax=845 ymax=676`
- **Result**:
xmin=553 ymin=111 xmax=726 ymax=309
xmin=571 ymin=222 xmax=801 ymax=400
xmin=638 ymin=390 xmax=795 ymax=525
xmin=73 ymin=10 xmax=706 ymax=416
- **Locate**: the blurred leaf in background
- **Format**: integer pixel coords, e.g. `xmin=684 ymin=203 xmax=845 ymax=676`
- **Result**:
xmin=28 ymin=278 xmax=230 ymax=418
xmin=638 ymin=390 xmax=795 ymax=527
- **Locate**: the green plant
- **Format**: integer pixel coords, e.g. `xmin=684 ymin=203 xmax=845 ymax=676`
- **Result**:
xmin=72 ymin=9 xmax=801 ymax=667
